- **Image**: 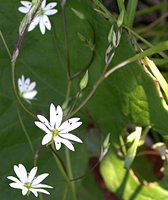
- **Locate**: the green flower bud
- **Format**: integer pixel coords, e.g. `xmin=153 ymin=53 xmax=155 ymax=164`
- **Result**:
xmin=71 ymin=8 xmax=85 ymax=20
xmin=80 ymin=70 xmax=89 ymax=90
xmin=103 ymin=133 xmax=111 ymax=149
xmin=108 ymin=25 xmax=114 ymax=43
xmin=117 ymin=9 xmax=124 ymax=27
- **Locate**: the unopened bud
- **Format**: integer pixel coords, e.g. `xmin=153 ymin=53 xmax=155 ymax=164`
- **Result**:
xmin=99 ymin=133 xmax=111 ymax=161
xmin=108 ymin=25 xmax=114 ymax=43
xmin=71 ymin=8 xmax=85 ymax=20
xmin=117 ymin=9 xmax=124 ymax=27
xmin=80 ymin=70 xmax=89 ymax=90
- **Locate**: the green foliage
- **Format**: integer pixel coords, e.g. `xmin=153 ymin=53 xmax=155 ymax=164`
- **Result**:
xmin=100 ymin=153 xmax=168 ymax=200
xmin=0 ymin=0 xmax=168 ymax=199
xmin=124 ymin=127 xmax=142 ymax=169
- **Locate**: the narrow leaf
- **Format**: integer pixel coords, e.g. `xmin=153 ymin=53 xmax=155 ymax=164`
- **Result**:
xmin=124 ymin=126 xmax=142 ymax=169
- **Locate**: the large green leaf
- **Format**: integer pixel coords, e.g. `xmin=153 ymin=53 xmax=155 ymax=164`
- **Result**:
xmin=1 ymin=0 xmax=168 ymax=199
xmin=100 ymin=153 xmax=168 ymax=200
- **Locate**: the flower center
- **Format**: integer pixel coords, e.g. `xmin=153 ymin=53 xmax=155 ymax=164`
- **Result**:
xmin=39 ymin=9 xmax=44 ymax=16
xmin=52 ymin=129 xmax=59 ymax=136
xmin=24 ymin=182 xmax=32 ymax=189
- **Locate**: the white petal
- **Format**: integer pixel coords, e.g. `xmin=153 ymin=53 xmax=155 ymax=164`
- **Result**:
xmin=20 ymin=1 xmax=32 ymax=8
xmin=32 ymin=188 xmax=50 ymax=195
xmin=55 ymin=105 xmax=63 ymax=129
xmin=39 ymin=17 xmax=46 ymax=34
xmin=18 ymin=164 xmax=28 ymax=182
xmin=23 ymin=91 xmax=37 ymax=99
xmin=68 ymin=118 xmax=81 ymax=123
xmin=18 ymin=7 xmax=30 ymax=14
xmin=44 ymin=2 xmax=57 ymax=10
xmin=14 ymin=164 xmax=27 ymax=183
xmin=54 ymin=136 xmax=61 ymax=150
xmin=28 ymin=22 xmax=37 ymax=32
xmin=59 ymin=120 xmax=82 ymax=133
xmin=45 ymin=9 xmax=58 ymax=16
xmin=30 ymin=189 xmax=38 ymax=197
xmin=22 ymin=187 xmax=28 ymax=196
xmin=24 ymin=78 xmax=30 ymax=88
xmin=28 ymin=17 xmax=40 ymax=32
xmin=60 ymin=133 xmax=83 ymax=143
xmin=7 ymin=176 xmax=21 ymax=184
xmin=42 ymin=133 xmax=52 ymax=145
xmin=59 ymin=118 xmax=80 ymax=131
xmin=34 ymin=122 xmax=51 ymax=134
xmin=59 ymin=138 xmax=75 ymax=151
xmin=33 ymin=173 xmax=49 ymax=185
xmin=41 ymin=0 xmax=46 ymax=8
xmin=18 ymin=78 xmax=24 ymax=92
xmin=21 ymin=75 xmax=25 ymax=83
xmin=27 ymin=82 xmax=36 ymax=91
xmin=22 ymin=78 xmax=30 ymax=92
xmin=32 ymin=184 xmax=53 ymax=188
xmin=27 ymin=167 xmax=37 ymax=183
xmin=9 ymin=182 xmax=24 ymax=189
xmin=37 ymin=115 xmax=50 ymax=128
xmin=50 ymin=103 xmax=56 ymax=128
xmin=43 ymin=15 xmax=51 ymax=30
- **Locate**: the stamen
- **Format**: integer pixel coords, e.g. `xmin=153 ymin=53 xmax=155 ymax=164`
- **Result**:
xmin=52 ymin=129 xmax=59 ymax=136
xmin=24 ymin=182 xmax=32 ymax=189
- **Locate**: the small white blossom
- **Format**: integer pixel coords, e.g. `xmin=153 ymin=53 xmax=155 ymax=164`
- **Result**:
xmin=18 ymin=0 xmax=58 ymax=34
xmin=18 ymin=75 xmax=37 ymax=101
xmin=7 ymin=164 xmax=52 ymax=197
xmin=35 ymin=103 xmax=83 ymax=151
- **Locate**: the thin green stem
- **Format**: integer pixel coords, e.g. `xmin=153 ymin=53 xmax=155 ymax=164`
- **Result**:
xmin=66 ymin=81 xmax=72 ymax=101
xmin=50 ymin=145 xmax=67 ymax=173
xmin=117 ymin=0 xmax=129 ymax=26
xmin=0 ymin=30 xmax=11 ymax=58
xmin=104 ymin=41 xmax=168 ymax=78
xmin=70 ymin=19 xmax=95 ymax=80
xmin=62 ymin=185 xmax=68 ymax=200
xmin=9 ymin=1 xmax=44 ymax=119
xmin=51 ymin=146 xmax=69 ymax=182
xmin=68 ymin=76 xmax=104 ymax=118
xmin=17 ymin=106 xmax=35 ymax=154
xmin=67 ymin=40 xmax=119 ymax=118
xmin=70 ymin=159 xmax=100 ymax=182
xmin=62 ymin=7 xmax=95 ymax=82
xmin=141 ymin=126 xmax=151 ymax=142
xmin=119 ymin=135 xmax=127 ymax=156
xmin=136 ymin=3 xmax=168 ymax=16
xmin=123 ymin=25 xmax=168 ymax=59
xmin=144 ymin=57 xmax=168 ymax=101
xmin=127 ymin=0 xmax=138 ymax=27
xmin=65 ymin=148 xmax=76 ymax=199
xmin=61 ymin=2 xmax=71 ymax=80
xmin=70 ymin=50 xmax=95 ymax=80
xmin=66 ymin=91 xmax=81 ymax=120
xmin=51 ymin=144 xmax=77 ymax=200
xmin=65 ymin=148 xmax=73 ymax=179
xmin=34 ymin=144 xmax=43 ymax=166
xmin=92 ymin=0 xmax=116 ymax=21
xmin=117 ymin=0 xmax=125 ymax=12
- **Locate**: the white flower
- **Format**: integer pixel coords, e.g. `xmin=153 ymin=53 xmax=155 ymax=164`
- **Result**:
xmin=18 ymin=0 xmax=58 ymax=34
xmin=7 ymin=164 xmax=53 ymax=197
xmin=35 ymin=103 xmax=83 ymax=151
xmin=18 ymin=75 xmax=37 ymax=101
